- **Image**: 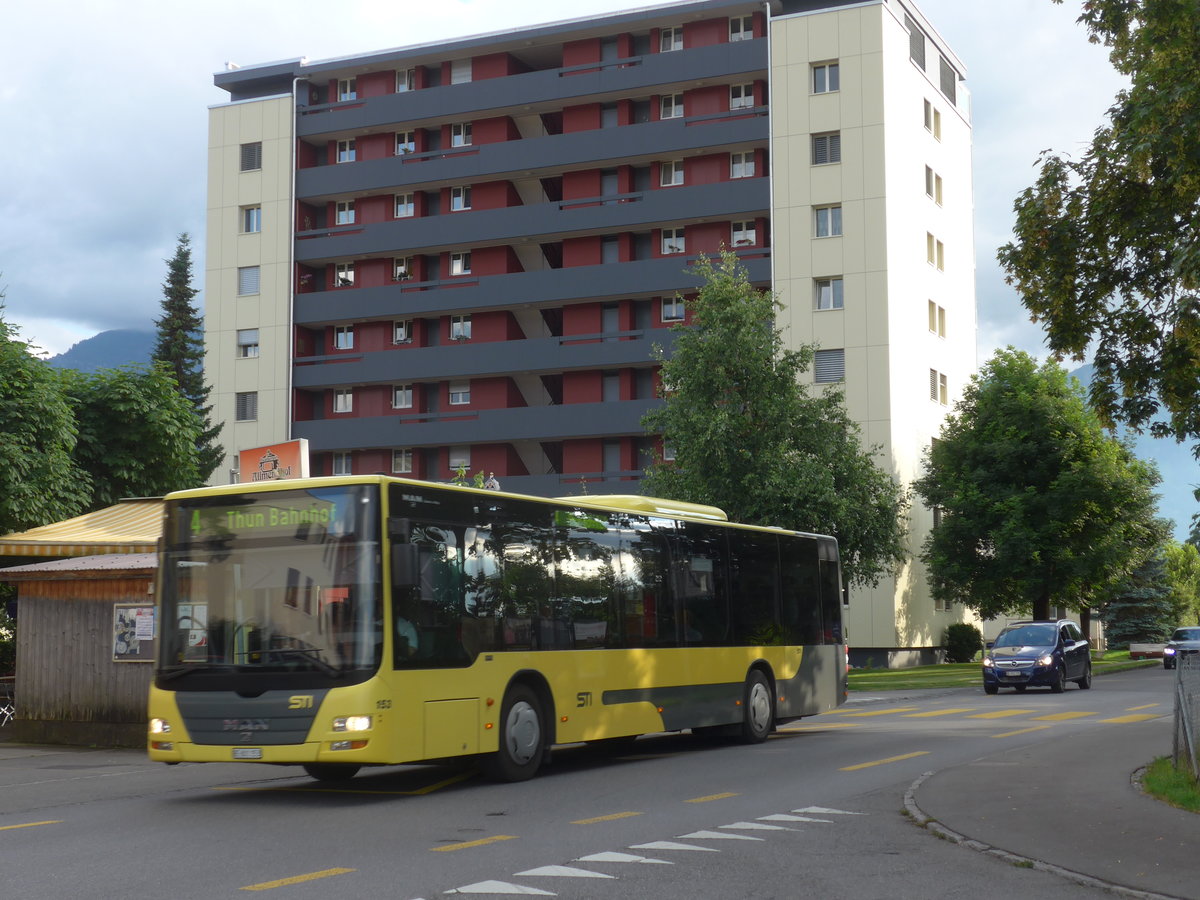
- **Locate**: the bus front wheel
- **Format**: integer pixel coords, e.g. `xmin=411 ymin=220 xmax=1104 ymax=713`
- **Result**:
xmin=482 ymin=683 xmax=545 ymax=782
xmin=739 ymin=670 xmax=774 ymax=744
xmin=303 ymin=763 xmax=360 ymax=782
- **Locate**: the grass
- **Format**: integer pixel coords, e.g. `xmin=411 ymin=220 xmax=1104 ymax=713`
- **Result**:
xmin=847 ymin=649 xmax=1160 ymax=692
xmin=1142 ymin=756 xmax=1200 ymax=813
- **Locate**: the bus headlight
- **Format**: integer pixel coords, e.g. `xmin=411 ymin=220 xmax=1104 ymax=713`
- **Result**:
xmin=333 ymin=715 xmax=372 ymax=733
xmin=149 ymin=718 xmax=172 ymax=734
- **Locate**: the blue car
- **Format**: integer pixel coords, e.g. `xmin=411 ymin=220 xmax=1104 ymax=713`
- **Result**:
xmin=982 ymin=620 xmax=1092 ymax=694
xmin=1163 ymin=627 xmax=1200 ymax=669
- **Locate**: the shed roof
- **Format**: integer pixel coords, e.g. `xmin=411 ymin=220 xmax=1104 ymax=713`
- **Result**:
xmin=0 ymin=499 xmax=162 ymax=558
xmin=0 ymin=552 xmax=158 ymax=582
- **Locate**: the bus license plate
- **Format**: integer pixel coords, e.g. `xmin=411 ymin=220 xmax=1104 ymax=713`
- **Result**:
xmin=232 ymin=748 xmax=263 ymax=759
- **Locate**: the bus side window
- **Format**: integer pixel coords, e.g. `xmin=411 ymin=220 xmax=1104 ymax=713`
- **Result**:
xmin=781 ymin=537 xmax=822 ymax=645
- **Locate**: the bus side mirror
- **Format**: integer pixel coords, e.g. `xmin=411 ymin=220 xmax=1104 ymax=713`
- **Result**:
xmin=392 ymin=543 xmax=418 ymax=588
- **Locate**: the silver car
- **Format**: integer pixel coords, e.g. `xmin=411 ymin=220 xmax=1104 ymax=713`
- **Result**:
xmin=1163 ymin=627 xmax=1200 ymax=669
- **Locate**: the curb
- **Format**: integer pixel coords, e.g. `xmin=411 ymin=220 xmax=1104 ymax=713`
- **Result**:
xmin=903 ymin=771 xmax=1188 ymax=900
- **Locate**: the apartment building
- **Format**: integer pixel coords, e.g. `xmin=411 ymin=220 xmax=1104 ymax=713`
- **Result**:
xmin=204 ymin=0 xmax=977 ymax=662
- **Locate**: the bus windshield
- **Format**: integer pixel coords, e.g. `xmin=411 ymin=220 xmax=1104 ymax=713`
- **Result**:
xmin=157 ymin=484 xmax=381 ymax=686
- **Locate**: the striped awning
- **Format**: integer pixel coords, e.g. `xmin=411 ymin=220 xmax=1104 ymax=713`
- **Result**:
xmin=0 ymin=499 xmax=163 ymax=557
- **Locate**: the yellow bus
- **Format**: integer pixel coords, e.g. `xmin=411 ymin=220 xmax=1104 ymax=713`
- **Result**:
xmin=148 ymin=476 xmax=846 ymax=782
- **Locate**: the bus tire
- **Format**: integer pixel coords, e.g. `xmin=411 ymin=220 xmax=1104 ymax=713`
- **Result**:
xmin=739 ymin=670 xmax=774 ymax=744
xmin=482 ymin=683 xmax=545 ymax=782
xmin=303 ymin=763 xmax=360 ymax=782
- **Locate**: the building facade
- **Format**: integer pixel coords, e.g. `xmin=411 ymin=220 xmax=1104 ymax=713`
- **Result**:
xmin=204 ymin=0 xmax=977 ymax=661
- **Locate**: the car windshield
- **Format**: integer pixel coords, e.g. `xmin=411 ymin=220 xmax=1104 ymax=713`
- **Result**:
xmin=993 ymin=624 xmax=1056 ymax=648
xmin=1172 ymin=628 xmax=1200 ymax=641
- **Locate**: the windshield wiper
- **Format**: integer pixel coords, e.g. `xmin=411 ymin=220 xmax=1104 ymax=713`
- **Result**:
xmin=267 ymin=647 xmax=341 ymax=677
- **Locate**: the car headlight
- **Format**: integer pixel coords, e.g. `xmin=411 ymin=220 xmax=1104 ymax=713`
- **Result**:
xmin=1164 ymin=647 xmax=1177 ymax=655
xmin=982 ymin=657 xmax=994 ymax=668
xmin=332 ymin=715 xmax=372 ymax=733
xmin=1037 ymin=654 xmax=1054 ymax=667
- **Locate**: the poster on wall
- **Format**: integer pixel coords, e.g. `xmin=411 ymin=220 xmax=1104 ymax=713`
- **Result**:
xmin=113 ymin=604 xmax=155 ymax=662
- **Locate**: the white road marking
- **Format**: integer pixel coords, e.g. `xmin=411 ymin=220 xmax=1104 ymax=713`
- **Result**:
xmin=793 ymin=806 xmax=864 ymax=815
xmin=575 ymin=852 xmax=672 ymax=865
xmin=719 ymin=821 xmax=793 ymax=831
xmin=629 ymin=841 xmax=719 ymax=852
xmin=758 ymin=814 xmax=833 ymax=823
xmin=678 ymin=830 xmax=764 ymax=841
xmin=513 ymin=866 xmax=614 ymax=879
xmin=444 ymin=882 xmax=555 ymax=895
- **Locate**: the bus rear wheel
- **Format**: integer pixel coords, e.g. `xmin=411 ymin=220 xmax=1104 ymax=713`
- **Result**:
xmin=303 ymin=763 xmax=361 ymax=782
xmin=739 ymin=670 xmax=774 ymax=744
xmin=482 ymin=683 xmax=545 ymax=782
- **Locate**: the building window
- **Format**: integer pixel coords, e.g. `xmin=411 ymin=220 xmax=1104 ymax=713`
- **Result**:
xmin=450 ymin=185 xmax=471 ymax=211
xmin=450 ymin=122 xmax=472 ymax=147
xmin=730 ymin=83 xmax=755 ymax=109
xmin=928 ymin=300 xmax=947 ymax=337
xmin=812 ymin=132 xmax=841 ymax=165
xmin=392 ymin=384 xmax=413 ymax=409
xmin=939 ymin=56 xmax=958 ymax=105
xmin=812 ymin=62 xmax=840 ymax=94
xmin=450 ymin=315 xmax=472 ymax=340
xmin=396 ymin=131 xmax=415 ymax=155
xmin=906 ymin=14 xmax=926 ymax=69
xmin=815 ymin=277 xmax=844 ymax=310
xmin=732 ymin=220 xmax=756 ymax=246
xmin=450 ymin=251 xmax=471 ymax=275
xmin=236 ymin=329 xmax=259 ymax=359
xmin=449 ymin=446 xmax=471 ymax=469
xmin=660 ymin=26 xmax=682 ymax=52
xmin=929 ymin=369 xmax=949 ymax=404
xmin=241 ymin=206 xmax=262 ymax=234
xmin=449 ymin=381 xmax=470 ymax=405
xmin=335 ymin=200 xmax=355 ymax=225
xmin=926 ymin=234 xmax=945 ymax=270
xmin=235 ymin=391 xmax=258 ymax=421
xmin=450 ymin=58 xmax=472 ymax=84
xmin=730 ymin=151 xmax=755 ymax=179
xmin=333 ymin=388 xmax=353 ymax=413
xmin=660 ymin=93 xmax=684 ymax=119
xmin=393 ymin=256 xmax=414 ymax=280
xmin=394 ymin=193 xmax=414 ymax=218
xmin=729 ymin=15 xmax=754 ymax=41
xmin=239 ymin=142 xmax=262 ymax=172
xmin=662 ymin=297 xmax=684 ymax=322
xmin=814 ymin=205 xmax=843 ymax=237
xmin=337 ymin=139 xmax=356 ymax=163
xmin=335 ymin=262 xmax=355 ymax=287
xmin=393 ymin=319 xmax=413 ymax=343
xmin=661 ymin=227 xmax=685 ymax=255
xmin=338 ymin=78 xmax=357 ymax=101
xmin=925 ymin=166 xmax=944 ymax=205
xmin=392 ymin=448 xmax=413 ymax=474
xmin=814 ymin=349 xmax=845 ymax=383
xmin=660 ymin=159 xmax=684 ymax=187
xmin=396 ymin=68 xmax=414 ymax=92
xmin=924 ymin=99 xmax=942 ymax=140
xmin=237 ymin=266 xmax=260 ymax=296
xmin=331 ymin=452 xmax=352 ymax=476
xmin=333 ymin=325 xmax=354 ymax=350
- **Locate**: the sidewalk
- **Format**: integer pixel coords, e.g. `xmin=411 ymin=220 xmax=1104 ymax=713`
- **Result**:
xmin=909 ymin=715 xmax=1195 ymax=900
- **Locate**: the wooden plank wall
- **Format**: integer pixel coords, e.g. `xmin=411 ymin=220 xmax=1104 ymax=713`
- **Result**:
xmin=16 ymin=577 xmax=154 ymax=724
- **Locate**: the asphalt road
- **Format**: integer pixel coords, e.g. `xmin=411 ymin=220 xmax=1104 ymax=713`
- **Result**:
xmin=0 ymin=666 xmax=1177 ymax=899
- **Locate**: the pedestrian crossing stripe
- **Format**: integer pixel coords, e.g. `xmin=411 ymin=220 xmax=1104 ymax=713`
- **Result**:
xmin=1031 ymin=711 xmax=1095 ymax=721
xmin=1100 ymin=713 xmax=1160 ymax=723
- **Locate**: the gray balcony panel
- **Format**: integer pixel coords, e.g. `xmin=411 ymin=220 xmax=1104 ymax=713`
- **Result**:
xmin=293 ymin=399 xmax=662 ymax=451
xmin=295 ymin=179 xmax=769 ymax=261
xmin=297 ymin=112 xmax=767 ymax=199
xmin=292 ymin=329 xmax=678 ymax=388
xmin=296 ymin=41 xmax=766 ymax=138
xmin=293 ymin=255 xmax=769 ymax=325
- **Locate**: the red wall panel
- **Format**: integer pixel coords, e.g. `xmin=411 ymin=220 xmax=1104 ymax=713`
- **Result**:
xmin=563 ymin=439 xmax=602 ymax=473
xmin=563 ymin=104 xmax=601 ymax=133
xmin=564 ymin=371 xmax=601 ymax=404
xmin=563 ymin=236 xmax=601 ymax=267
xmin=685 ymin=18 xmax=726 ymax=48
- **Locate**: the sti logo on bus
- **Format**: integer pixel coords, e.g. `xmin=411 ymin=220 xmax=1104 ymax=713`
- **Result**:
xmin=289 ymin=695 xmax=314 ymax=709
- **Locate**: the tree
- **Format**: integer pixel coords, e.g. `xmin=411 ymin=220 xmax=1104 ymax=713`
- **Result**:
xmin=1101 ymin=550 xmax=1175 ymax=648
xmin=153 ymin=233 xmax=222 ymax=480
xmin=997 ymin=0 xmax=1200 ymax=454
xmin=913 ymin=349 xmax=1164 ymax=621
xmin=0 ymin=309 xmax=90 ymax=534
xmin=641 ymin=252 xmax=908 ymax=589
xmin=1163 ymin=540 xmax=1200 ymax=626
xmin=62 ymin=364 xmax=204 ymax=509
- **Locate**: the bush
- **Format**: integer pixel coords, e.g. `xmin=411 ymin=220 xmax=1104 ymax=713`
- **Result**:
xmin=944 ymin=623 xmax=983 ymax=663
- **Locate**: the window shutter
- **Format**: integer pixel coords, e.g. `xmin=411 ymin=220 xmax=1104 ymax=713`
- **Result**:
xmin=237 ymin=266 xmax=260 ymax=295
xmin=929 ymin=369 xmax=939 ymax=401
xmin=939 ymin=56 xmax=957 ymax=104
xmin=240 ymin=142 xmax=262 ymax=171
xmin=814 ymin=349 xmax=845 ymax=383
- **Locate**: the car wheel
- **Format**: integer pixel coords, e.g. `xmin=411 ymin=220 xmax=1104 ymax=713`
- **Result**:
xmin=739 ymin=670 xmax=774 ymax=744
xmin=482 ymin=683 xmax=545 ymax=782
xmin=1049 ymin=665 xmax=1065 ymax=693
xmin=1014 ymin=685 xmax=1027 ymax=693
xmin=984 ymin=682 xmax=999 ymax=695
xmin=1076 ymin=663 xmax=1092 ymax=689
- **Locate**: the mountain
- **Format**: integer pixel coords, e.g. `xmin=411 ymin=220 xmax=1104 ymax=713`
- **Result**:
xmin=1070 ymin=364 xmax=1198 ymax=541
xmin=45 ymin=329 xmax=155 ymax=373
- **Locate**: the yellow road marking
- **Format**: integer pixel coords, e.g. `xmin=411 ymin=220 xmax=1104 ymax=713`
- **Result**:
xmin=686 ymin=793 xmax=738 ymax=803
xmin=837 ymin=707 xmax=920 ymax=717
xmin=781 ymin=722 xmax=860 ymax=731
xmin=0 ymin=820 xmax=62 ymax=832
xmin=968 ymin=709 xmax=1035 ymax=719
xmin=902 ymin=708 xmax=976 ymax=718
xmin=1101 ymin=713 xmax=1161 ymax=724
xmin=1126 ymin=703 xmax=1159 ymax=711
xmin=840 ymin=751 xmax=929 ymax=771
xmin=571 ymin=811 xmax=643 ymax=825
xmin=1031 ymin=711 xmax=1096 ymax=721
xmin=213 ymin=771 xmax=473 ymax=796
xmin=432 ymin=835 xmax=517 ymax=852
xmin=993 ymin=725 xmax=1052 ymax=739
xmin=240 ymin=868 xmax=355 ymax=891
